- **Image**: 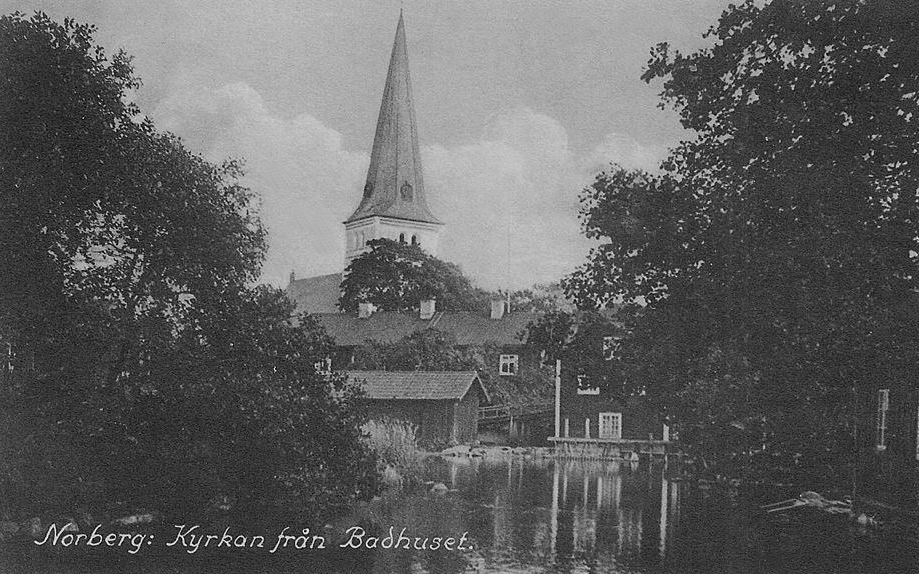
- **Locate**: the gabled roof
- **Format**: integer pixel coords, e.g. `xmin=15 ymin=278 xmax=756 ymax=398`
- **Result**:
xmin=316 ymin=312 xmax=421 ymax=345
xmin=345 ymin=12 xmax=440 ymax=226
xmin=431 ymin=311 xmax=533 ymax=346
xmin=286 ymin=273 xmax=342 ymax=314
xmin=348 ymin=370 xmax=489 ymax=402
xmin=313 ymin=310 xmax=535 ymax=347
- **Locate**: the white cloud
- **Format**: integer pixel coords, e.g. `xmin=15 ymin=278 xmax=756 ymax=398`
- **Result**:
xmin=153 ymin=87 xmax=664 ymax=290
xmin=154 ymin=82 xmax=367 ymax=286
xmin=426 ymin=108 xmax=664 ymax=290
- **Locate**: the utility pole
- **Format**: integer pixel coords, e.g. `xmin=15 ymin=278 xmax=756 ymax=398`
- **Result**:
xmin=554 ymin=359 xmax=562 ymax=438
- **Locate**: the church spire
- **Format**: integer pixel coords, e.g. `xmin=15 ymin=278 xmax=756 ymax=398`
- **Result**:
xmin=345 ymin=12 xmax=441 ymax=225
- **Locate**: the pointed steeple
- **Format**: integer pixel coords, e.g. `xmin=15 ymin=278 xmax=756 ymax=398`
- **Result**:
xmin=346 ymin=12 xmax=441 ymax=225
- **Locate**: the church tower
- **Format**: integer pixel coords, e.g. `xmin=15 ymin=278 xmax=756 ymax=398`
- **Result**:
xmin=344 ymin=13 xmax=443 ymax=264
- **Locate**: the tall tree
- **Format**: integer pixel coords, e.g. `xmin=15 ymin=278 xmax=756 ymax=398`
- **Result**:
xmin=339 ymin=238 xmax=490 ymax=313
xmin=564 ymin=0 xmax=919 ymax=484
xmin=0 ymin=12 xmax=376 ymax=519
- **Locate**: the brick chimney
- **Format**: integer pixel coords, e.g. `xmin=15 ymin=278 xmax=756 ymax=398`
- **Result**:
xmin=358 ymin=302 xmax=376 ymax=319
xmin=490 ymin=298 xmax=506 ymax=320
xmin=420 ymin=299 xmax=436 ymax=320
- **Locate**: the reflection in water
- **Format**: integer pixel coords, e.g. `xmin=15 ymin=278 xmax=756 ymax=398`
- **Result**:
xmin=384 ymin=456 xmax=683 ymax=573
xmin=10 ymin=455 xmax=918 ymax=574
xmin=545 ymin=460 xmax=674 ymax=566
xmin=371 ymin=455 xmax=917 ymax=574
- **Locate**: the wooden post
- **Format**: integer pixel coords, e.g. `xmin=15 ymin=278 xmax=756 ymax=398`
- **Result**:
xmin=554 ymin=359 xmax=561 ymax=439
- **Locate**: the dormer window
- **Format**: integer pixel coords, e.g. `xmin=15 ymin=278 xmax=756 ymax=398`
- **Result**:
xmin=400 ymin=181 xmax=414 ymax=201
xmin=314 ymin=357 xmax=332 ymax=376
xmin=499 ymin=354 xmax=519 ymax=376
xmin=602 ymin=336 xmax=620 ymax=361
xmin=576 ymin=374 xmax=600 ymax=395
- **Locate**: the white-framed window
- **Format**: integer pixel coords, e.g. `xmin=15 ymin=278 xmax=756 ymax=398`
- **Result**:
xmin=876 ymin=388 xmax=889 ymax=450
xmin=314 ymin=357 xmax=332 ymax=376
xmin=576 ymin=374 xmax=599 ymax=395
xmin=599 ymin=412 xmax=622 ymax=439
xmin=602 ymin=336 xmax=620 ymax=361
xmin=499 ymin=354 xmax=519 ymax=376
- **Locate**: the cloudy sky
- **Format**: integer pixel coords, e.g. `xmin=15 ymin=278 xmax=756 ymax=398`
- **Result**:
xmin=6 ymin=0 xmax=730 ymax=289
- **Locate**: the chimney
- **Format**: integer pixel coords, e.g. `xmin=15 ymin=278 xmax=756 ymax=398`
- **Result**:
xmin=490 ymin=298 xmax=506 ymax=320
xmin=420 ymin=299 xmax=436 ymax=320
xmin=358 ymin=302 xmax=376 ymax=319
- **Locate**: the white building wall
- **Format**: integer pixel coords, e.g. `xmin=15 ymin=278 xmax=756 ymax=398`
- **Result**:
xmin=344 ymin=216 xmax=441 ymax=265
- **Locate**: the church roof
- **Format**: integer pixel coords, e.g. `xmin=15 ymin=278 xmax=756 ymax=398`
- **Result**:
xmin=346 ymin=13 xmax=441 ymax=226
xmin=286 ymin=273 xmax=342 ymax=314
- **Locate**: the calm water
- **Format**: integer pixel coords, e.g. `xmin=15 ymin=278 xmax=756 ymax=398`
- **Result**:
xmin=7 ymin=456 xmax=918 ymax=573
xmin=348 ymin=456 xmax=917 ymax=574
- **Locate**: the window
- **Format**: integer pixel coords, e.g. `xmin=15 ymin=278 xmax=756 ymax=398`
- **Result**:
xmin=400 ymin=181 xmax=413 ymax=201
xmin=602 ymin=336 xmax=620 ymax=361
xmin=499 ymin=354 xmax=519 ymax=376
xmin=314 ymin=357 xmax=332 ymax=376
xmin=576 ymin=374 xmax=599 ymax=395
xmin=411 ymin=235 xmax=418 ymax=245
xmin=599 ymin=412 xmax=622 ymax=439
xmin=399 ymin=233 xmax=405 ymax=243
xmin=876 ymin=388 xmax=889 ymax=450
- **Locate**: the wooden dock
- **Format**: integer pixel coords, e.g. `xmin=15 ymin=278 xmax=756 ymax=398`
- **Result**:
xmin=549 ymin=436 xmax=682 ymax=460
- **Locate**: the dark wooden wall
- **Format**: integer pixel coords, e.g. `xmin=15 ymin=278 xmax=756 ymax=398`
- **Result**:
xmin=559 ymin=378 xmax=662 ymax=440
xmin=452 ymin=387 xmax=480 ymax=445
xmin=367 ymin=397 xmax=476 ymax=447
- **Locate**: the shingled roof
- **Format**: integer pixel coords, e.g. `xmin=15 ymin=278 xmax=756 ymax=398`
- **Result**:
xmin=346 ymin=13 xmax=440 ymax=226
xmin=348 ymin=370 xmax=489 ymax=402
xmin=287 ymin=273 xmax=342 ymax=314
xmin=313 ymin=310 xmax=534 ymax=347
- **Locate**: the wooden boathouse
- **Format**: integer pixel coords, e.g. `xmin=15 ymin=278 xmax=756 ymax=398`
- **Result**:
xmin=348 ymin=370 xmax=489 ymax=447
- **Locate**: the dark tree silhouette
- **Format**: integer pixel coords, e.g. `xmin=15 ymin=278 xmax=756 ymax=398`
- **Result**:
xmin=0 ymin=12 xmax=376 ymax=520
xmin=563 ymin=0 xmax=919 ymax=485
xmin=339 ymin=238 xmax=490 ymax=313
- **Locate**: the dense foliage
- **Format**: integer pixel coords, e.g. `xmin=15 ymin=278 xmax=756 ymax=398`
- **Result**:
xmin=351 ymin=328 xmax=553 ymax=409
xmin=564 ymin=0 xmax=919 ymax=485
xmin=339 ymin=238 xmax=491 ymax=313
xmin=0 ymin=12 xmax=376 ymax=521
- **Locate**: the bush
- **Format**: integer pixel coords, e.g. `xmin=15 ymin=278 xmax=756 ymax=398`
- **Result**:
xmin=362 ymin=418 xmax=424 ymax=486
